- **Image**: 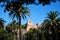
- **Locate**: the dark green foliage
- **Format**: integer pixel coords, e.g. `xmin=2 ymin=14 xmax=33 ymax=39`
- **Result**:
xmin=25 ymin=28 xmax=41 ymax=40
xmin=0 ymin=0 xmax=59 ymax=5
xmin=0 ymin=28 xmax=14 ymax=40
xmin=0 ymin=18 xmax=6 ymax=28
xmin=42 ymin=11 xmax=60 ymax=40
xmin=0 ymin=0 xmax=59 ymax=12
xmin=6 ymin=20 xmax=19 ymax=29
xmin=22 ymin=23 xmax=27 ymax=29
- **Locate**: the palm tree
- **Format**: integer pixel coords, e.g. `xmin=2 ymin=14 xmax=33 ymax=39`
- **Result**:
xmin=6 ymin=20 xmax=18 ymax=40
xmin=8 ymin=4 xmax=30 ymax=40
xmin=42 ymin=11 xmax=60 ymax=40
xmin=11 ymin=20 xmax=17 ymax=40
xmin=0 ymin=18 xmax=6 ymax=28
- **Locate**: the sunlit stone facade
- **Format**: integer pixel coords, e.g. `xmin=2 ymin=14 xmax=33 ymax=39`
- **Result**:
xmin=26 ymin=20 xmax=41 ymax=31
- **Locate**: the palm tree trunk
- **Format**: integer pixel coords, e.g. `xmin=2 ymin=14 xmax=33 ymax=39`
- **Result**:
xmin=37 ymin=25 xmax=39 ymax=40
xmin=14 ymin=26 xmax=16 ymax=40
xmin=14 ymin=32 xmax=16 ymax=40
xmin=19 ymin=17 xmax=22 ymax=40
xmin=55 ymin=28 xmax=58 ymax=40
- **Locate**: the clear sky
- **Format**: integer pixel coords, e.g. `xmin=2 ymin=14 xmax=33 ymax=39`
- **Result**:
xmin=0 ymin=1 xmax=60 ymax=25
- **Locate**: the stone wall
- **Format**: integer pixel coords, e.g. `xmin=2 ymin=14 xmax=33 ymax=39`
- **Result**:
xmin=26 ymin=20 xmax=41 ymax=32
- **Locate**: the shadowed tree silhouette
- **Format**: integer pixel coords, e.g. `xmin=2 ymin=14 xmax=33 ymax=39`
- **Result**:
xmin=0 ymin=18 xmax=6 ymax=28
xmin=10 ymin=20 xmax=17 ymax=40
xmin=25 ymin=28 xmax=41 ymax=40
xmin=0 ymin=0 xmax=59 ymax=5
xmin=7 ymin=5 xmax=30 ymax=40
xmin=42 ymin=11 xmax=60 ymax=40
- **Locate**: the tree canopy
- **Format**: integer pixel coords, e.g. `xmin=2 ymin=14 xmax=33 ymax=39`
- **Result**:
xmin=0 ymin=0 xmax=59 ymax=15
xmin=0 ymin=0 xmax=59 ymax=5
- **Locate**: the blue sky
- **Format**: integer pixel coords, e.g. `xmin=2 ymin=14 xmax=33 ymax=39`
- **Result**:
xmin=0 ymin=1 xmax=60 ymax=25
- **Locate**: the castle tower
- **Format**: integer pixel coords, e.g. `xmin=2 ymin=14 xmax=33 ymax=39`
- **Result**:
xmin=26 ymin=20 xmax=33 ymax=31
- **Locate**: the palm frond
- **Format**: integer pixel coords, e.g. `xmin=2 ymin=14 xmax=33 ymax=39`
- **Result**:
xmin=0 ymin=18 xmax=6 ymax=27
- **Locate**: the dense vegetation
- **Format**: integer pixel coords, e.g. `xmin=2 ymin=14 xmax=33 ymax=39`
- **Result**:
xmin=0 ymin=28 xmax=14 ymax=40
xmin=0 ymin=11 xmax=60 ymax=40
xmin=0 ymin=0 xmax=60 ymax=40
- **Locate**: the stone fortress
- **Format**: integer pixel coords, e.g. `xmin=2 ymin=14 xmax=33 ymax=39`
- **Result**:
xmin=26 ymin=20 xmax=41 ymax=31
xmin=3 ymin=20 xmax=41 ymax=40
xmin=21 ymin=20 xmax=41 ymax=40
xmin=4 ymin=20 xmax=41 ymax=32
xmin=11 ymin=20 xmax=41 ymax=34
